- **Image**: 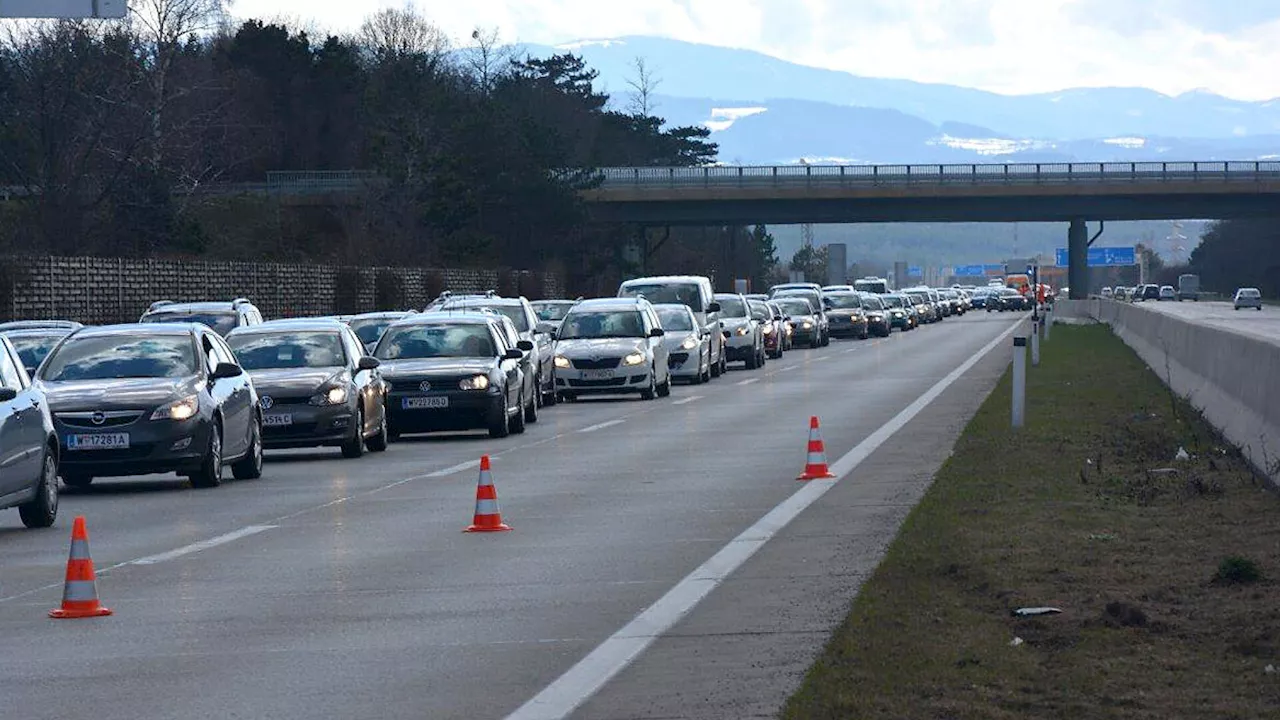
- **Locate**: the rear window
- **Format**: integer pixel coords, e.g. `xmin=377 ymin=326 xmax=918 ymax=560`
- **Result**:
xmin=375 ymin=324 xmax=497 ymax=359
xmin=227 ymin=331 xmax=347 ymax=370
xmin=656 ymin=307 xmax=694 ymax=331
xmin=619 ymin=283 xmax=705 ymax=312
xmin=142 ymin=311 xmax=238 ymax=336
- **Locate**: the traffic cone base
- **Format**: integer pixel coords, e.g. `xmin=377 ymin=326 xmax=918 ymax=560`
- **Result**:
xmin=464 ymin=455 xmax=512 ymax=532
xmin=49 ymin=516 xmax=112 ymax=619
xmin=797 ymin=415 xmax=837 ymax=481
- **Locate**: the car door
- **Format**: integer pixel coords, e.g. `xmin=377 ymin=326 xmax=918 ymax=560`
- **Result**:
xmin=643 ymin=307 xmax=669 ymax=383
xmin=492 ymin=325 xmax=521 ymax=412
xmin=0 ymin=342 xmax=41 ymax=495
xmin=343 ymin=327 xmax=381 ymax=437
xmin=203 ymin=333 xmax=250 ymax=458
xmin=528 ymin=304 xmax=554 ymax=393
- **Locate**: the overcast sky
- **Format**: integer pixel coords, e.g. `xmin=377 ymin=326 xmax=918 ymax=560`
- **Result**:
xmin=231 ymin=0 xmax=1280 ymax=101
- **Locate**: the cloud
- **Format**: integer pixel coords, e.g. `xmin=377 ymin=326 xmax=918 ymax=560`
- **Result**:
xmin=230 ymin=0 xmax=1280 ymax=100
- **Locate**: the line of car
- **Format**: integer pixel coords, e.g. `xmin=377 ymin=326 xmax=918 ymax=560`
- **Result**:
xmin=0 ymin=277 xmax=975 ymax=530
xmin=1103 ymin=284 xmax=1265 ymax=310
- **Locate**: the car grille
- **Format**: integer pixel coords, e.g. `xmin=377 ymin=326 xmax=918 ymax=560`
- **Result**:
xmin=668 ymin=352 xmax=690 ymax=366
xmin=56 ymin=411 xmax=145 ymax=429
xmin=259 ymin=394 xmax=311 ymax=406
xmin=63 ymin=445 xmax=154 ymax=462
xmin=388 ymin=377 xmax=465 ymax=393
xmin=567 ymin=378 xmax=627 ymax=388
xmin=571 ymin=358 xmax=620 ymax=370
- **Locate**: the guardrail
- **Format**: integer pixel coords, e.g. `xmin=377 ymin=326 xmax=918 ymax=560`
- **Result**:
xmin=594 ymin=161 xmax=1280 ymax=189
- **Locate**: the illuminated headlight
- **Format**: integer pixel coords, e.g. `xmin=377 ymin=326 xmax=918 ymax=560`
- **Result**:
xmin=151 ymin=394 xmax=199 ymax=421
xmin=735 ymin=325 xmax=751 ymax=336
xmin=680 ymin=336 xmax=698 ymax=350
xmin=762 ymin=324 xmax=774 ymax=334
xmin=458 ymin=375 xmax=490 ymax=391
xmin=311 ymin=386 xmax=348 ymax=406
xmin=623 ymin=352 xmax=646 ymax=366
xmin=892 ymin=311 xmax=904 ymax=317
xmin=802 ymin=321 xmax=813 ymax=329
xmin=554 ymin=355 xmax=571 ymax=369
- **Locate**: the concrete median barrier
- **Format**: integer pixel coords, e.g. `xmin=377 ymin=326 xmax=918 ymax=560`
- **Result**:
xmin=1056 ymin=299 xmax=1280 ymax=483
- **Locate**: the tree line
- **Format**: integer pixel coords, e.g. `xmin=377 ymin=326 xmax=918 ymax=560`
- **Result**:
xmin=0 ymin=2 xmax=780 ymax=296
xmin=1145 ymin=221 xmax=1278 ymax=299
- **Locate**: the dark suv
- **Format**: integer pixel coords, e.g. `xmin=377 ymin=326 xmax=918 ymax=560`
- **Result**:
xmin=36 ymin=324 xmax=263 ymax=488
xmin=139 ymin=298 xmax=264 ymax=337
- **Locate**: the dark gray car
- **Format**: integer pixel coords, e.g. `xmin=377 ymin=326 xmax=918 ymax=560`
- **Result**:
xmin=0 ymin=336 xmax=59 ymax=528
xmin=226 ymin=320 xmax=389 ymax=459
xmin=35 ymin=324 xmax=263 ymax=488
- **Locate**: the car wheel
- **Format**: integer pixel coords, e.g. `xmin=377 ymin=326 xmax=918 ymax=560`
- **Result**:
xmin=657 ymin=374 xmax=671 ymax=397
xmin=510 ymin=395 xmax=527 ymax=434
xmin=558 ymin=391 xmax=577 ymax=403
xmin=232 ymin=417 xmax=265 ymax=479
xmin=190 ymin=422 xmax=224 ymax=488
xmin=366 ymin=408 xmax=389 ymax=452
xmin=810 ymin=335 xmax=820 ymax=349
xmin=340 ymin=410 xmax=366 ymax=459
xmin=61 ymin=473 xmax=93 ymax=488
xmin=543 ymin=382 xmax=558 ymax=406
xmin=744 ymin=348 xmax=758 ymax=369
xmin=524 ymin=386 xmax=539 ymax=424
xmin=641 ymin=369 xmax=657 ymax=400
xmin=19 ymin=449 xmax=58 ymax=529
xmin=488 ymin=396 xmax=512 ymax=438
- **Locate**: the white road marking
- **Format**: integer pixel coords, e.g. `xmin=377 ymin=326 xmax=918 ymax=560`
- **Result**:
xmin=130 ymin=526 xmax=277 ymax=566
xmin=812 ymin=356 xmax=831 ymax=363
xmin=735 ymin=378 xmax=760 ymax=386
xmin=672 ymin=395 xmax=702 ymax=406
xmin=579 ymin=419 xmax=626 ymax=434
xmin=503 ymin=319 xmax=1023 ymax=720
xmin=843 ymin=347 xmax=859 ymax=354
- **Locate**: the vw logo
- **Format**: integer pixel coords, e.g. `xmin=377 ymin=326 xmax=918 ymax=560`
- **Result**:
xmin=259 ymin=396 xmax=273 ymax=410
xmin=418 ymin=380 xmax=432 ymax=392
xmin=91 ymin=411 xmax=106 ymax=425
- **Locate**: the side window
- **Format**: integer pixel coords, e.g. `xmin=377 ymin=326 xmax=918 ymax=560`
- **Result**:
xmin=342 ymin=329 xmax=364 ymax=362
xmin=203 ymin=334 xmax=231 ymax=370
xmin=490 ymin=326 xmax=509 ymax=354
xmin=211 ymin=335 xmax=239 ymax=367
xmin=0 ymin=344 xmax=24 ymax=389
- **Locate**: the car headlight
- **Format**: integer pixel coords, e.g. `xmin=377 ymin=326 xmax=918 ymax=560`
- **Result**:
xmin=151 ymin=394 xmax=199 ymax=421
xmin=762 ymin=324 xmax=774 ymax=334
xmin=681 ymin=336 xmax=698 ymax=350
xmin=623 ymin=352 xmax=646 ymax=366
xmin=802 ymin=321 xmax=813 ymax=329
xmin=310 ymin=385 xmax=348 ymax=406
xmin=458 ymin=374 xmax=490 ymax=391
xmin=735 ymin=325 xmax=750 ymax=336
xmin=554 ymin=355 xmax=571 ymax=369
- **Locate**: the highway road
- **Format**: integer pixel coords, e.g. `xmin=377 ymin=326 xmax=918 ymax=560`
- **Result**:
xmin=1 ymin=312 xmax=1023 ymax=720
xmin=1136 ymin=299 xmax=1279 ymax=346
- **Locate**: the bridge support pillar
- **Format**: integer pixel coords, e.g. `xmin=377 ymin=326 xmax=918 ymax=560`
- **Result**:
xmin=1068 ymin=218 xmax=1088 ymax=299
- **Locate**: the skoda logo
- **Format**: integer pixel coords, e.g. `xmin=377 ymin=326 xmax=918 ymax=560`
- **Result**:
xmin=259 ymin=396 xmax=273 ymax=410
xmin=91 ymin=411 xmax=106 ymax=425
xmin=418 ymin=380 xmax=432 ymax=392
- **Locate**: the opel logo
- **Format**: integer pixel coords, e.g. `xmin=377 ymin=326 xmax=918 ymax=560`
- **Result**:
xmin=91 ymin=411 xmax=106 ymax=425
xmin=418 ymin=380 xmax=432 ymax=392
xmin=259 ymin=396 xmax=273 ymax=410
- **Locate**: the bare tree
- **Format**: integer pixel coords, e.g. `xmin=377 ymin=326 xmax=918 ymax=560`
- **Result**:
xmin=465 ymin=27 xmax=511 ymax=97
xmin=626 ymin=56 xmax=661 ymax=116
xmin=359 ymin=4 xmax=448 ymax=63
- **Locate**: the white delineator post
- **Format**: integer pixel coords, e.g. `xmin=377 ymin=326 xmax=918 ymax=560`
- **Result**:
xmin=1031 ymin=318 xmax=1041 ymax=367
xmin=1044 ymin=305 xmax=1052 ymax=341
xmin=1012 ymin=336 xmax=1027 ymax=428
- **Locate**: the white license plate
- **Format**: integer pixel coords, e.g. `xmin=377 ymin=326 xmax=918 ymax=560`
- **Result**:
xmin=403 ymin=396 xmax=449 ymax=409
xmin=263 ymin=413 xmax=293 ymax=427
xmin=66 ymin=433 xmax=130 ymax=450
xmin=582 ymin=370 xmax=615 ymax=380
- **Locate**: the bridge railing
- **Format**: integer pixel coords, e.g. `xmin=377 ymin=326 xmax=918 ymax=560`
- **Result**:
xmin=594 ymin=161 xmax=1280 ymax=188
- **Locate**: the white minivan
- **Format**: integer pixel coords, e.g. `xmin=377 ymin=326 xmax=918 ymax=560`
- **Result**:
xmin=618 ymin=275 xmax=726 ymax=377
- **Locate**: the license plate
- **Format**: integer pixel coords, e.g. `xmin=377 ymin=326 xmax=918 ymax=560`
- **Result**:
xmin=403 ymin=396 xmax=449 ymax=409
xmin=582 ymin=370 xmax=615 ymax=380
xmin=66 ymin=433 xmax=130 ymax=450
xmin=263 ymin=413 xmax=293 ymax=427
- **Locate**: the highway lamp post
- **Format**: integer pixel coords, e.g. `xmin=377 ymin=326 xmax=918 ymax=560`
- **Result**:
xmin=1012 ymin=336 xmax=1027 ymax=428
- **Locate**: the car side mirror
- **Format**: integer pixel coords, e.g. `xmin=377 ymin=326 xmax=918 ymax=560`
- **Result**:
xmin=707 ymin=302 xmax=721 ymax=313
xmin=504 ymin=348 xmax=524 ymax=360
xmin=649 ymin=327 xmax=665 ymax=338
xmin=0 ymin=387 xmax=17 ymax=402
xmin=357 ymin=356 xmax=380 ymax=371
xmin=210 ymin=362 xmax=243 ymax=381
xmin=517 ymin=339 xmax=535 ymax=351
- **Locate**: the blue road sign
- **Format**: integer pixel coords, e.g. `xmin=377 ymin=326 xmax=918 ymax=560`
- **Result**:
xmin=953 ymin=265 xmax=986 ymax=276
xmin=983 ymin=264 xmax=1004 ymax=275
xmin=907 ymin=266 xmax=922 ymax=276
xmin=1055 ymin=246 xmax=1137 ymax=267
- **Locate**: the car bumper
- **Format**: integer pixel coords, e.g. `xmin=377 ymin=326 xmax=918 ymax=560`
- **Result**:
xmin=666 ymin=351 xmax=704 ymax=378
xmin=55 ymin=418 xmax=212 ymax=478
xmin=386 ymin=390 xmax=502 ymax=433
xmin=555 ymin=364 xmax=651 ymax=394
xmin=260 ymin=403 xmax=356 ymax=448
xmin=828 ymin=318 xmax=868 ymax=336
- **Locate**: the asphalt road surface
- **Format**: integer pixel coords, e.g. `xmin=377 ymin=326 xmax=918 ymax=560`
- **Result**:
xmin=1 ymin=311 xmax=1023 ymax=720
xmin=1137 ymin=298 xmax=1279 ymax=346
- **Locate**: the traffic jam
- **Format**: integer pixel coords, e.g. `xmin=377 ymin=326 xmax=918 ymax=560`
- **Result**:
xmin=0 ymin=276 xmax=989 ymax=529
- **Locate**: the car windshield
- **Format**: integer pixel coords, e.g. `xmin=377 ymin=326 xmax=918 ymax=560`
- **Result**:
xmin=533 ymin=303 xmax=574 ymax=321
xmin=882 ymin=296 xmax=905 ymax=308
xmin=747 ymin=301 xmax=770 ymax=321
xmin=5 ymin=333 xmax=68 ymax=370
xmin=142 ymin=311 xmax=238 ymax=336
xmin=864 ymin=296 xmax=885 ymax=310
xmin=908 ymin=293 xmax=927 ymax=303
xmin=775 ymin=299 xmax=813 ymax=316
xmin=619 ymin=283 xmax=704 ymax=312
xmin=716 ymin=296 xmax=748 ymax=318
xmin=655 ymin=307 xmax=694 ymax=331
xmin=227 ymin=331 xmax=347 ymax=370
xmin=40 ymin=334 xmax=196 ymax=381
xmin=375 ymin=324 xmax=496 ymax=359
xmin=826 ymin=294 xmax=862 ymax=310
xmin=558 ymin=310 xmax=645 ymax=339
xmin=446 ymin=303 xmax=529 ymax=332
xmin=349 ymin=318 xmax=394 ymax=346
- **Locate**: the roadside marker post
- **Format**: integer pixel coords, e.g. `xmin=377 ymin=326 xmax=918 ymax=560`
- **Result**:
xmin=1012 ymin=336 xmax=1027 ymax=428
xmin=1044 ymin=306 xmax=1052 ymax=341
xmin=1031 ymin=319 xmax=1041 ymax=366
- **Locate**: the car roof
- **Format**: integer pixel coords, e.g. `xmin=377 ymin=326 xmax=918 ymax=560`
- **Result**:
xmin=531 ymin=299 xmax=577 ymax=304
xmin=392 ymin=311 xmax=501 ymax=327
xmin=145 ymin=301 xmax=244 ymax=313
xmin=227 ymin=318 xmax=348 ymax=335
xmin=73 ymin=323 xmax=199 ymax=337
xmin=442 ymin=296 xmax=528 ymax=308
xmin=348 ymin=311 xmax=415 ymax=321
xmin=0 ymin=320 xmax=82 ymax=330
xmin=620 ymin=275 xmax=709 ymax=285
xmin=0 ymin=327 xmax=77 ymax=338
xmin=651 ymin=302 xmax=694 ymax=313
xmin=570 ymin=298 xmax=647 ymax=311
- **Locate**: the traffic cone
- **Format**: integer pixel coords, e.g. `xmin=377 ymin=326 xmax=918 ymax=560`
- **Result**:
xmin=49 ymin=516 xmax=112 ymax=619
xmin=465 ymin=456 xmax=512 ymax=532
xmin=797 ymin=416 xmax=837 ymax=480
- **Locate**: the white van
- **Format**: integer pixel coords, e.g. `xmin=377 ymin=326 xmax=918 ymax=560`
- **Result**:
xmin=618 ymin=275 xmax=726 ymax=377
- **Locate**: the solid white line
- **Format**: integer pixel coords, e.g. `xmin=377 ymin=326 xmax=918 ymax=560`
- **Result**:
xmin=130 ymin=526 xmax=276 ymax=566
xmin=504 ymin=319 xmax=1023 ymax=720
xmin=672 ymin=395 xmax=703 ymax=406
xmin=735 ymin=378 xmax=760 ymax=386
xmin=424 ymin=459 xmax=482 ymax=478
xmin=579 ymin=419 xmax=626 ymax=434
xmin=843 ymin=347 xmax=859 ymax=354
xmin=812 ymin=356 xmax=831 ymax=363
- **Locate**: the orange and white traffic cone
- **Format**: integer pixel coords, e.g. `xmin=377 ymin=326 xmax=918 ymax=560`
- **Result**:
xmin=49 ymin=516 xmax=113 ymax=619
xmin=797 ymin=416 xmax=836 ymax=480
xmin=465 ymin=456 xmax=512 ymax=532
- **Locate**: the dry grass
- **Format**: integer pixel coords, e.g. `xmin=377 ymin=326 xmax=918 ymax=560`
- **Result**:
xmin=783 ymin=324 xmax=1280 ymax=720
